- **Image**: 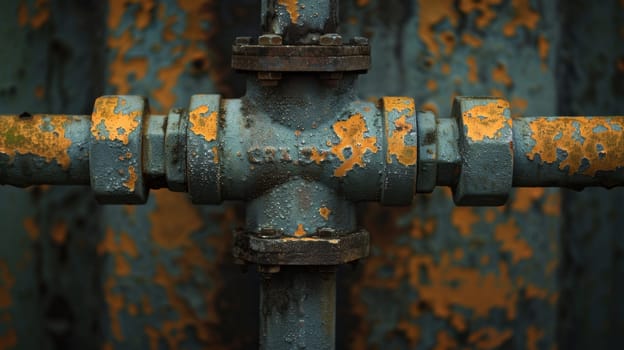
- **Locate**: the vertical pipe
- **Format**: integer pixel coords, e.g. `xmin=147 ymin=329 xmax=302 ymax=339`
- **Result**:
xmin=260 ymin=266 xmax=336 ymax=350
xmin=261 ymin=0 xmax=339 ymax=43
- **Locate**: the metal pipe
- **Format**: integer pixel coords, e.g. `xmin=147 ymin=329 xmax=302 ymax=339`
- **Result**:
xmin=512 ymin=116 xmax=624 ymax=188
xmin=261 ymin=0 xmax=339 ymax=44
xmin=260 ymin=266 xmax=336 ymax=350
xmin=0 ymin=114 xmax=91 ymax=186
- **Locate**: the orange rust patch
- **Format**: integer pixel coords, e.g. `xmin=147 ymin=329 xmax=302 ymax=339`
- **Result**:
xmin=525 ymin=284 xmax=549 ymax=300
xmin=278 ymin=0 xmax=300 ymax=23
xmin=492 ymin=64 xmax=513 ymax=87
xmin=462 ymin=33 xmax=483 ymax=47
xmin=433 ymin=330 xmax=458 ymax=350
xmin=115 ymin=255 xmax=132 ymax=277
xmin=356 ymin=0 xmax=370 ymax=6
xmin=397 ymin=320 xmax=421 ymax=346
xmin=440 ymin=31 xmax=456 ymax=55
xmin=618 ymin=58 xmax=624 ymax=72
xmin=495 ymin=219 xmax=533 ymax=264
xmin=408 ymin=255 xmax=517 ymax=321
xmin=34 ymin=86 xmax=45 ymax=99
xmin=0 ymin=261 xmax=15 ymax=309
xmin=0 ymin=114 xmax=73 ymax=169
xmin=543 ymin=192 xmax=561 ymax=216
xmin=91 ymin=96 xmax=141 ymax=145
xmin=104 ymin=277 xmax=125 ymax=340
xmin=511 ymin=188 xmax=545 ymax=212
xmin=451 ymin=207 xmax=479 ymax=236
xmin=462 ymin=100 xmax=511 ymax=141
xmin=538 ymin=35 xmax=550 ymax=69
xmin=417 ymin=0 xmax=458 ymax=56
xmin=23 ymin=218 xmax=40 ymax=240
xmin=149 ymin=190 xmax=203 ymax=249
xmin=468 ymin=327 xmax=513 ymax=349
xmin=211 ymin=146 xmax=219 ymax=164
xmin=511 ymin=96 xmax=528 ymax=118
xmin=107 ymin=31 xmax=148 ymax=95
xmin=294 ymin=129 xmax=302 ymax=137
xmin=526 ymin=117 xmax=624 ymax=176
xmin=441 ymin=63 xmax=451 ymax=75
xmin=123 ymin=166 xmax=137 ymax=191
xmin=385 ymin=98 xmax=417 ymax=166
xmin=0 ymin=329 xmax=17 ymax=349
xmin=467 ymin=56 xmax=478 ymax=83
xmin=503 ymin=0 xmax=540 ymax=37
xmin=18 ymin=0 xmax=50 ymax=29
xmin=527 ymin=325 xmax=544 ymax=350
xmin=189 ymin=105 xmax=218 ymax=142
xmin=330 ymin=114 xmax=378 ymax=177
xmin=310 ymin=147 xmax=328 ymax=164
xmin=410 ymin=217 xmax=437 ymax=239
xmin=426 ymin=79 xmax=438 ymax=91
xmin=459 ymin=0 xmax=502 ymax=29
xmin=319 ymin=207 xmax=331 ymax=221
xmin=50 ymin=221 xmax=68 ymax=245
xmin=294 ymin=224 xmax=307 ymax=237
xmin=422 ymin=102 xmax=440 ymax=116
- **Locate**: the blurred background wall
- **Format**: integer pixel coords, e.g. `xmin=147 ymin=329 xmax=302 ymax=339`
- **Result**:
xmin=0 ymin=0 xmax=622 ymax=349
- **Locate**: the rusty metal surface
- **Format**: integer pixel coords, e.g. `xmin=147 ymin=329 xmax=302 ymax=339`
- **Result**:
xmin=0 ymin=1 xmax=622 ymax=349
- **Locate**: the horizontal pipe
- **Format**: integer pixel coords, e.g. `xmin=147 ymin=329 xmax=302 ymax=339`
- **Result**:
xmin=512 ymin=116 xmax=624 ymax=189
xmin=0 ymin=114 xmax=91 ymax=186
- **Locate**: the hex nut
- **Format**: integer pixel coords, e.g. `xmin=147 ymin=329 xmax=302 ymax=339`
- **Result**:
xmin=258 ymin=34 xmax=283 ymax=46
xmin=451 ymin=97 xmax=513 ymax=206
xmin=319 ymin=33 xmax=343 ymax=46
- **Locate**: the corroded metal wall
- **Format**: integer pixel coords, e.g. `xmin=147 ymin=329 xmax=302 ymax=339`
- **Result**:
xmin=0 ymin=1 xmax=621 ymax=349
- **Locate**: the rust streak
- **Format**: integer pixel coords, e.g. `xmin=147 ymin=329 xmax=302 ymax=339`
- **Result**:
xmin=462 ymin=100 xmax=511 ymax=141
xmin=189 ymin=105 xmax=218 ymax=142
xmin=526 ymin=117 xmax=624 ymax=176
xmin=0 ymin=114 xmax=73 ymax=169
xmin=330 ymin=114 xmax=378 ymax=177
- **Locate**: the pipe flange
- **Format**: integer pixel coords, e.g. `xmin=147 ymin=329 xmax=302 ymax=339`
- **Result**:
xmin=380 ymin=97 xmax=418 ymax=205
xmin=416 ymin=110 xmax=437 ymax=193
xmin=187 ymin=94 xmax=222 ymax=204
xmin=452 ymin=97 xmax=513 ymax=206
xmin=89 ymin=95 xmax=148 ymax=204
xmin=231 ymin=40 xmax=370 ymax=72
xmin=232 ymin=229 xmax=370 ymax=265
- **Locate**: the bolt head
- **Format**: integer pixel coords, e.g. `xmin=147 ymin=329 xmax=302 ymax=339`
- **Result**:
xmin=351 ymin=36 xmax=369 ymax=46
xmin=258 ymin=34 xmax=283 ymax=46
xmin=319 ymin=33 xmax=343 ymax=46
xmin=235 ymin=36 xmax=252 ymax=45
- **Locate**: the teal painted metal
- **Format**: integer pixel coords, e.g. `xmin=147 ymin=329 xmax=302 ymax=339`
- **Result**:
xmin=0 ymin=1 xmax=622 ymax=349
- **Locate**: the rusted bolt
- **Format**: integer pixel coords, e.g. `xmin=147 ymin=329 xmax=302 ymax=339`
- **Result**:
xmin=258 ymin=227 xmax=282 ymax=238
xmin=258 ymin=34 xmax=283 ymax=46
xmin=235 ymin=36 xmax=252 ymax=45
xmin=351 ymin=36 xmax=369 ymax=46
xmin=319 ymin=33 xmax=343 ymax=46
xmin=258 ymin=265 xmax=281 ymax=274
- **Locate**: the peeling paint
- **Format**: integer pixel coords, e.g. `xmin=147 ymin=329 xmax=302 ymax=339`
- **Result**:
xmin=189 ymin=105 xmax=218 ymax=142
xmin=384 ymin=97 xmax=417 ymax=166
xmin=459 ymin=0 xmax=502 ymax=29
xmin=294 ymin=223 xmax=307 ymax=237
xmin=278 ymin=0 xmax=300 ymax=23
xmin=417 ymin=0 xmax=458 ymax=56
xmin=462 ymin=100 xmax=511 ymax=141
xmin=149 ymin=190 xmax=203 ymax=248
xmin=526 ymin=117 xmax=624 ymax=176
xmin=494 ymin=219 xmax=533 ymax=263
xmin=91 ymin=96 xmax=141 ymax=145
xmin=0 ymin=114 xmax=73 ymax=169
xmin=319 ymin=207 xmax=331 ymax=221
xmin=451 ymin=207 xmax=479 ymax=236
xmin=503 ymin=0 xmax=540 ymax=37
xmin=330 ymin=114 xmax=378 ymax=177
